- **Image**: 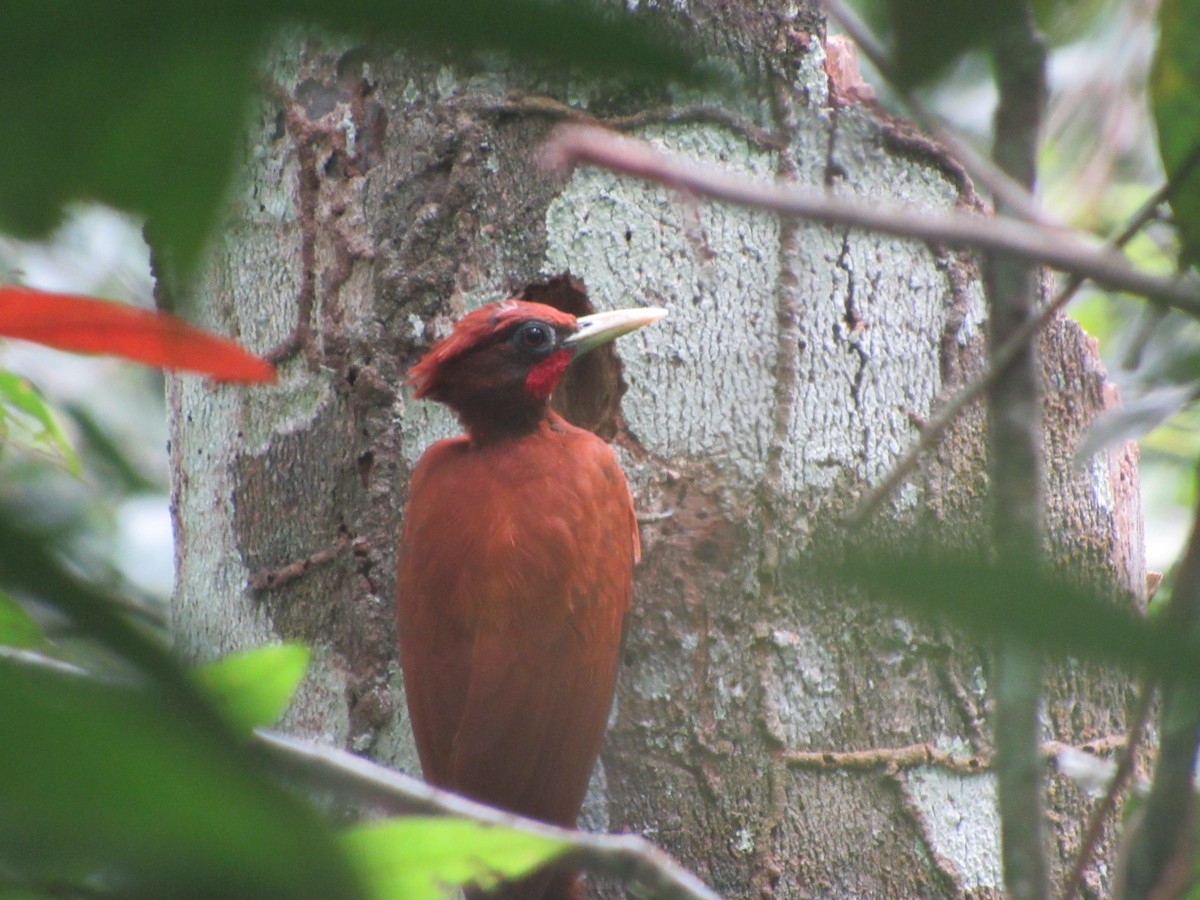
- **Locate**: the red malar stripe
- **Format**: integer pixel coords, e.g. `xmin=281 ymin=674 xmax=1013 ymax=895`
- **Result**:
xmin=0 ymin=286 xmax=275 ymax=383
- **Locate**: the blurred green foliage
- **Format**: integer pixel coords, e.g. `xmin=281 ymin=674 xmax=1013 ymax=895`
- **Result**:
xmin=827 ymin=547 xmax=1198 ymax=679
xmin=0 ymin=648 xmax=364 ymax=900
xmin=0 ymin=0 xmax=711 ymax=281
xmin=0 ymin=591 xmax=43 ymax=648
xmin=344 ymin=818 xmax=568 ymax=900
xmin=1151 ymin=0 xmax=1200 ymax=267
xmin=852 ymin=0 xmax=1112 ymax=87
xmin=0 ymin=371 xmax=78 ymax=474
xmin=193 ymin=642 xmax=312 ymax=734
xmin=0 ymin=569 xmax=571 ymax=898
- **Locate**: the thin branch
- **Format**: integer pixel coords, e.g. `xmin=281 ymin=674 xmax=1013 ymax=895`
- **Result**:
xmin=1061 ymin=682 xmax=1155 ymax=900
xmin=636 ymin=509 xmax=676 ymax=523
xmin=541 ymin=125 xmax=1200 ymax=315
xmin=782 ymin=735 xmax=1126 ymax=776
xmin=822 ymin=0 xmax=1061 ymax=230
xmin=850 ymin=140 xmax=1200 ymax=525
xmin=986 ymin=7 xmax=1050 ymax=897
xmin=0 ymin=645 xmax=93 ymax=678
xmin=1118 ymin=471 xmax=1200 ymax=898
xmin=254 ymin=731 xmax=722 ymax=900
xmin=249 ymin=528 xmax=354 ymax=593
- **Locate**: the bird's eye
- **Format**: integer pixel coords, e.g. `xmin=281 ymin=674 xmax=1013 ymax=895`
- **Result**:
xmin=512 ymin=321 xmax=555 ymax=354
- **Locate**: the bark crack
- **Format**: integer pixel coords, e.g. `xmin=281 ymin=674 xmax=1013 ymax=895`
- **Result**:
xmin=753 ymin=754 xmax=789 ymax=899
xmin=266 ymin=88 xmax=323 ymax=369
xmin=758 ymin=75 xmax=805 ymax=583
xmin=935 ymin=658 xmax=992 ymax=753
xmin=823 ymin=101 xmax=846 ymax=188
xmin=266 ymin=79 xmax=376 ymax=372
xmin=745 ymin=68 xmax=809 ymax=900
xmin=834 ymin=230 xmax=869 ymax=408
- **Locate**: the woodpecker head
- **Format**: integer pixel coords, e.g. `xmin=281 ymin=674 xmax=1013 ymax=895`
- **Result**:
xmin=408 ymin=299 xmax=666 ymax=440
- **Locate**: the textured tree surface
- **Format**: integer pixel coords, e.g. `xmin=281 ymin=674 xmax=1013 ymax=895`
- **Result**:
xmin=168 ymin=3 xmax=1144 ymax=897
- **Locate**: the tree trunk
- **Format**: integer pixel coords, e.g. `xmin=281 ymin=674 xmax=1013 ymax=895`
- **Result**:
xmin=168 ymin=4 xmax=1144 ymax=897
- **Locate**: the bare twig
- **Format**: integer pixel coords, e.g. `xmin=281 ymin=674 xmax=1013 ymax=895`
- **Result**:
xmin=263 ymin=88 xmax=322 ymax=370
xmin=1061 ymin=683 xmax=1155 ymax=900
xmin=254 ymin=731 xmax=722 ymax=900
xmin=636 ymin=509 xmax=676 ymax=523
xmin=541 ymin=125 xmax=1200 ymax=315
xmin=249 ymin=529 xmax=354 ymax=593
xmin=0 ymin=645 xmax=93 ymax=678
xmin=782 ymin=736 xmax=1126 ymax=776
xmin=822 ymin=0 xmax=1061 ymax=230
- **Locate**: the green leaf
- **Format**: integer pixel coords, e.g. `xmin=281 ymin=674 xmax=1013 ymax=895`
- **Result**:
xmin=0 ymin=591 xmax=43 ymax=648
xmin=1075 ymin=384 xmax=1197 ymax=460
xmin=0 ymin=507 xmax=233 ymax=736
xmin=825 ymin=547 xmax=1200 ymax=681
xmin=0 ymin=371 xmax=80 ymax=475
xmin=343 ymin=817 xmax=569 ymax=900
xmin=1 ymin=1 xmax=707 ymax=281
xmin=193 ymin=642 xmax=311 ymax=732
xmin=875 ymin=0 xmax=1095 ymax=87
xmin=1151 ymin=0 xmax=1200 ymax=267
xmin=309 ymin=0 xmax=707 ymax=86
xmin=880 ymin=0 xmax=1012 ymax=87
xmin=0 ymin=490 xmax=360 ymax=896
xmin=0 ymin=653 xmax=364 ymax=899
xmin=857 ymin=0 xmax=1106 ymax=76
xmin=1031 ymin=0 xmax=1119 ymax=46
xmin=0 ymin=4 xmax=260 ymax=281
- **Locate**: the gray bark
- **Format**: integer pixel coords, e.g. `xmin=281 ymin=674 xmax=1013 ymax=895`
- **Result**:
xmin=168 ymin=4 xmax=1145 ymax=897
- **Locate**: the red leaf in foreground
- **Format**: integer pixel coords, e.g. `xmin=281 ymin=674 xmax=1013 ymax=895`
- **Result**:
xmin=0 ymin=286 xmax=275 ymax=383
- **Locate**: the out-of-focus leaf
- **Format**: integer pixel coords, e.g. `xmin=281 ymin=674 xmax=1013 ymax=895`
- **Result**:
xmin=1075 ymin=383 xmax=1197 ymax=461
xmin=1055 ymin=744 xmax=1120 ymax=799
xmin=0 ymin=592 xmax=43 ymax=649
xmin=1126 ymin=312 xmax=1200 ymax=386
xmin=63 ymin=400 xmax=164 ymax=494
xmin=1185 ymin=814 xmax=1200 ymax=900
xmin=1032 ymin=0 xmax=1119 ymax=45
xmin=882 ymin=0 xmax=1011 ymax=87
xmin=0 ymin=507 xmax=223 ymax=730
xmin=0 ymin=653 xmax=364 ymax=899
xmin=0 ymin=370 xmax=80 ymax=474
xmin=1 ymin=4 xmax=259 ymax=280
xmin=194 ymin=642 xmax=310 ymax=733
xmin=0 ymin=476 xmax=355 ymax=895
xmin=0 ymin=287 xmax=275 ymax=383
xmin=827 ymin=548 xmax=1200 ymax=680
xmin=312 ymin=0 xmax=708 ymax=85
xmin=343 ymin=817 xmax=568 ymax=900
xmin=880 ymin=0 xmax=1094 ymax=86
xmin=1 ymin=1 xmax=708 ymax=278
xmin=1151 ymin=0 xmax=1200 ymax=267
xmin=859 ymin=0 xmax=1113 ymax=66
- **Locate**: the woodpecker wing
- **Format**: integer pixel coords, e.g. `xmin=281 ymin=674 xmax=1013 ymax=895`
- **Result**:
xmin=396 ymin=421 xmax=637 ymax=826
